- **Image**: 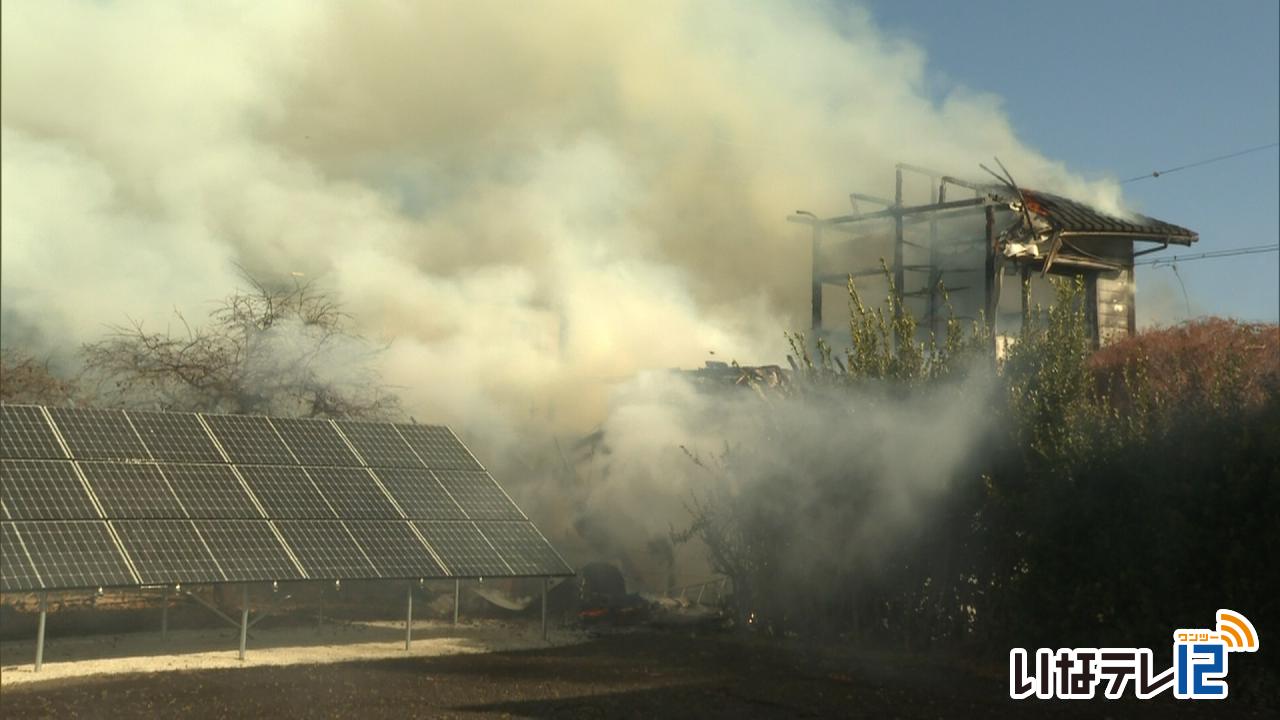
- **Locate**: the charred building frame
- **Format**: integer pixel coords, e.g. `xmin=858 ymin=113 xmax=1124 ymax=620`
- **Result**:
xmin=791 ymin=163 xmax=1199 ymax=350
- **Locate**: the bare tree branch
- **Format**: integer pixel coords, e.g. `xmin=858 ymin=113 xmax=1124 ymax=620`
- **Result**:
xmin=80 ymin=271 xmax=400 ymax=418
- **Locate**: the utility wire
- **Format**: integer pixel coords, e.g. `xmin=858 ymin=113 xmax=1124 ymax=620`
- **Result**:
xmin=1121 ymin=142 xmax=1279 ymax=183
xmin=1135 ymin=243 xmax=1279 ymax=267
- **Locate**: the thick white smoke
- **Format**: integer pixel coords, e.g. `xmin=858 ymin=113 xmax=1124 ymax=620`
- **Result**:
xmin=2 ymin=0 xmax=1122 ymax=586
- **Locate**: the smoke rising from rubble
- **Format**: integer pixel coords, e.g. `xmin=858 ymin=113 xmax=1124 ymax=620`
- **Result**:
xmin=2 ymin=1 xmax=1120 ymax=586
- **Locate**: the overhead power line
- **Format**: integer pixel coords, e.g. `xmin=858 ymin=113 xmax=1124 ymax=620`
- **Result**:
xmin=1135 ymin=243 xmax=1279 ymax=267
xmin=1121 ymin=142 xmax=1279 ymax=183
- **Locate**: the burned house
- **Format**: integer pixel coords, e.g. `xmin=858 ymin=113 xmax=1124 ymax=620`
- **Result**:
xmin=791 ymin=163 xmax=1199 ymax=350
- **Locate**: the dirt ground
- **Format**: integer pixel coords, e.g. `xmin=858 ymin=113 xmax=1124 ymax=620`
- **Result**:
xmin=0 ymin=628 xmax=1268 ymax=719
xmin=0 ymin=618 xmax=584 ymax=688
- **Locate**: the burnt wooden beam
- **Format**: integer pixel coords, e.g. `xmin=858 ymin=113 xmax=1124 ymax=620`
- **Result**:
xmin=1126 ymin=268 xmax=1136 ymax=336
xmin=985 ymin=204 xmax=997 ymax=346
xmin=811 ymin=224 xmax=823 ymax=332
xmin=850 ymin=192 xmax=894 ymax=208
xmin=940 ymin=175 xmax=986 ymax=193
xmin=927 ymin=180 xmax=944 ymax=337
xmin=1020 ymin=264 xmax=1031 ymax=328
xmin=903 ymin=285 xmax=970 ymax=298
xmin=824 ymin=196 xmax=990 ymax=225
xmin=817 ymin=265 xmax=975 ymax=285
xmin=787 ymin=200 xmax=998 ymax=234
xmin=893 ymin=168 xmax=905 ymax=325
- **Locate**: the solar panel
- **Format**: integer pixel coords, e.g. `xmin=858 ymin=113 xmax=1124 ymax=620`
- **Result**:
xmin=1 ymin=522 xmax=43 ymax=591
xmin=113 ymin=520 xmax=225 ymax=585
xmin=344 ymin=520 xmax=444 ymax=578
xmin=237 ymin=465 xmax=335 ymax=518
xmin=476 ymin=521 xmax=572 ymax=576
xmin=13 ymin=520 xmax=136 ymax=589
xmin=1 ymin=459 xmax=99 ymax=520
xmin=127 ymin=411 xmax=224 ymax=463
xmin=370 ymin=467 xmax=465 ymax=519
xmin=304 ymin=467 xmax=399 ymax=519
xmin=431 ymin=469 xmax=525 ymax=520
xmin=396 ymin=424 xmax=483 ymax=470
xmin=274 ymin=520 xmax=377 ymax=579
xmin=415 ymin=521 xmax=511 ymax=577
xmin=78 ymin=462 xmax=185 ymax=519
xmin=4 ymin=406 xmax=573 ymax=589
xmin=201 ymin=414 xmax=296 ymax=465
xmin=334 ymin=421 xmax=421 ymax=468
xmin=0 ymin=405 xmax=65 ymax=460
xmin=270 ymin=418 xmax=362 ymax=467
xmin=194 ymin=520 xmax=303 ymax=581
xmin=47 ymin=408 xmax=150 ymax=461
xmin=160 ymin=464 xmax=261 ymax=519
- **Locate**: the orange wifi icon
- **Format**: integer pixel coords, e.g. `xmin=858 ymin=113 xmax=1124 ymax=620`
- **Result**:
xmin=1217 ymin=609 xmax=1259 ymax=652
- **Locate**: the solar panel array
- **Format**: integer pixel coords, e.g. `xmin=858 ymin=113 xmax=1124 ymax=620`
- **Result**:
xmin=0 ymin=405 xmax=571 ymax=592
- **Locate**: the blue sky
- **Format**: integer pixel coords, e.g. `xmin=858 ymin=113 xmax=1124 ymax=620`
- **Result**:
xmin=865 ymin=0 xmax=1279 ymax=323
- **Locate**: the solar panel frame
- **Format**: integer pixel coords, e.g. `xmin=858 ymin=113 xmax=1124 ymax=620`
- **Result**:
xmin=0 ymin=405 xmax=66 ymax=460
xmin=395 ymin=425 xmax=483 ymax=470
xmin=192 ymin=520 xmax=302 ymax=582
xmin=370 ymin=467 xmax=466 ymax=520
xmin=47 ymin=408 xmax=150 ymax=461
xmin=270 ymin=418 xmax=363 ymax=467
xmin=334 ymin=421 xmax=422 ymax=468
xmin=12 ymin=520 xmax=137 ymax=590
xmin=201 ymin=413 xmax=297 ymax=465
xmin=274 ymin=520 xmax=378 ymax=579
xmin=1 ymin=522 xmax=43 ymax=591
xmin=78 ymin=461 xmax=186 ymax=519
xmin=238 ymin=465 xmax=336 ymax=519
xmin=431 ymin=469 xmax=525 ymax=520
xmin=112 ymin=519 xmax=225 ymax=585
xmin=127 ymin=411 xmax=224 ymax=463
xmin=1 ymin=459 xmax=100 ymax=520
xmin=304 ymin=466 xmax=400 ymax=519
xmin=414 ymin=521 xmax=511 ymax=577
xmin=344 ymin=520 xmax=444 ymax=579
xmin=475 ymin=521 xmax=573 ymax=576
xmin=160 ymin=464 xmax=262 ymax=519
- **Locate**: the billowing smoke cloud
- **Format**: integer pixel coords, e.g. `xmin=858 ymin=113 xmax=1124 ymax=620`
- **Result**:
xmin=1136 ymin=268 xmax=1201 ymax=327
xmin=2 ymin=0 xmax=1121 ymax=586
xmin=562 ymin=367 xmax=995 ymax=589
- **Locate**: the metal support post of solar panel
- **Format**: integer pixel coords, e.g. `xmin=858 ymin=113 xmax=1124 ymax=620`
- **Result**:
xmin=1 ymin=405 xmax=573 ymax=662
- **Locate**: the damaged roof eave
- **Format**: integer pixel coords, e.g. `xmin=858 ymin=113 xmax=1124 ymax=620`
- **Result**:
xmin=1057 ymin=230 xmax=1198 ymax=246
